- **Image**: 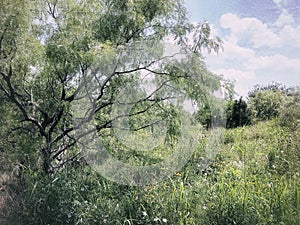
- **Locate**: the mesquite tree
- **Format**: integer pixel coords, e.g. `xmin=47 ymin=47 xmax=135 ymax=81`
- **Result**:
xmin=0 ymin=0 xmax=225 ymax=174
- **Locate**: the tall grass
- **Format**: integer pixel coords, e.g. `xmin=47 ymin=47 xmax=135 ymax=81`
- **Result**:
xmin=2 ymin=120 xmax=300 ymax=224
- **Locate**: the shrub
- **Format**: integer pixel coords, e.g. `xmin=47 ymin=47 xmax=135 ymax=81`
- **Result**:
xmin=248 ymin=89 xmax=287 ymax=122
xmin=279 ymin=87 xmax=300 ymax=130
xmin=226 ymin=97 xmax=251 ymax=128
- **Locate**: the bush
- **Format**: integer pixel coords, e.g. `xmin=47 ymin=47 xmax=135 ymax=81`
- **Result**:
xmin=247 ymin=83 xmax=299 ymax=123
xmin=279 ymin=88 xmax=300 ymax=130
xmin=226 ymin=97 xmax=251 ymax=128
xmin=248 ymin=89 xmax=287 ymax=122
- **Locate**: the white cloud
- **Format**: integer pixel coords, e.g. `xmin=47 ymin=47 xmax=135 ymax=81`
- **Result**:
xmin=220 ymin=11 xmax=300 ymax=48
xmin=246 ymin=54 xmax=300 ymax=74
xmin=273 ymin=0 xmax=288 ymax=8
xmin=273 ymin=0 xmax=283 ymax=6
xmin=209 ymin=68 xmax=256 ymax=97
xmin=222 ymin=41 xmax=255 ymax=60
xmin=274 ymin=5 xmax=300 ymax=48
xmin=207 ymin=47 xmax=300 ymax=96
xmin=205 ymin=41 xmax=256 ymax=70
xmin=275 ymin=9 xmax=295 ymax=27
xmin=214 ymin=68 xmax=255 ymax=81
xmin=203 ymin=10 xmax=300 ymax=97
xmin=279 ymin=25 xmax=300 ymax=47
xmin=220 ymin=13 xmax=281 ymax=48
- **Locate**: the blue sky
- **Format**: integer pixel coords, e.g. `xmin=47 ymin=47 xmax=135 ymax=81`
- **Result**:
xmin=185 ymin=0 xmax=300 ymax=97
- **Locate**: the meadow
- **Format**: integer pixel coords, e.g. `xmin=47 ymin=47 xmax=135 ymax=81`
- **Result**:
xmin=2 ymin=119 xmax=299 ymax=225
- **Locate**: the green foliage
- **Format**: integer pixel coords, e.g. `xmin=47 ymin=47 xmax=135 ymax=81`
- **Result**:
xmin=278 ymin=87 xmax=300 ymax=130
xmin=248 ymin=82 xmax=293 ymax=98
xmin=195 ymin=102 xmax=211 ymax=129
xmin=247 ymin=83 xmax=300 ymax=129
xmin=2 ymin=119 xmax=299 ymax=224
xmin=195 ymin=96 xmax=227 ymax=130
xmin=0 ymin=0 xmax=224 ymax=174
xmin=248 ymin=85 xmax=290 ymax=122
xmin=203 ymin=121 xmax=300 ymax=225
xmin=247 ymin=83 xmax=300 ymax=130
xmin=1 ymin=1 xmax=299 ymax=224
xmin=226 ymin=97 xmax=251 ymax=128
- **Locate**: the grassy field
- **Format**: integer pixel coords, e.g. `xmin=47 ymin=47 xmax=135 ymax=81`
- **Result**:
xmin=2 ymin=119 xmax=300 ymax=224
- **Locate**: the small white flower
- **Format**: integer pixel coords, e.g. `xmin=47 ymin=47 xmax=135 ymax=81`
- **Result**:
xmin=142 ymin=211 xmax=147 ymax=217
xmin=153 ymin=217 xmax=159 ymax=222
xmin=203 ymin=205 xmax=207 ymax=210
xmin=162 ymin=218 xmax=168 ymax=223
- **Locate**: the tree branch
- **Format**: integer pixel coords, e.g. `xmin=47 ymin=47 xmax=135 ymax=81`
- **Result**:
xmin=1 ymin=67 xmax=47 ymax=138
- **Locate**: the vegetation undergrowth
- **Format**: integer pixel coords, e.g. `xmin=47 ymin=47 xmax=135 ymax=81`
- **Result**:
xmin=1 ymin=119 xmax=299 ymax=225
xmin=1 ymin=1 xmax=299 ymax=224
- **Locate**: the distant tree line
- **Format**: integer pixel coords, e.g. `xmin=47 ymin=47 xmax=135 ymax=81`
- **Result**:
xmin=196 ymin=82 xmax=300 ymax=129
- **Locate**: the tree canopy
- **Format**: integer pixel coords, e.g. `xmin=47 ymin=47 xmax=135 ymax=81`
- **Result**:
xmin=247 ymin=83 xmax=294 ymax=122
xmin=0 ymin=0 xmax=225 ymax=174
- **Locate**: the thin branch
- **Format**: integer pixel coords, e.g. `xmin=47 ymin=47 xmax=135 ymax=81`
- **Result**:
xmin=1 ymin=68 xmax=47 ymax=138
xmin=52 ymin=150 xmax=82 ymax=172
xmin=132 ymin=119 xmax=164 ymax=132
xmin=52 ymin=140 xmax=77 ymax=160
xmin=48 ymin=108 xmax=64 ymax=136
xmin=46 ymin=1 xmax=57 ymax=19
xmin=51 ymin=127 xmax=74 ymax=145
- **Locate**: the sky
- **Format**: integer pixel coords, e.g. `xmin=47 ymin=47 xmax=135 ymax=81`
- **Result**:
xmin=185 ymin=0 xmax=300 ymax=98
